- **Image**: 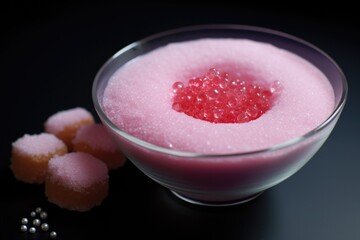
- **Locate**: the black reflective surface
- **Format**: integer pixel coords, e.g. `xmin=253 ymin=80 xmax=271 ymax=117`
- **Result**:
xmin=1 ymin=4 xmax=359 ymax=240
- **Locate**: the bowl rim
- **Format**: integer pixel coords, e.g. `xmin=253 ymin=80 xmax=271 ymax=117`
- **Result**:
xmin=92 ymin=24 xmax=348 ymax=158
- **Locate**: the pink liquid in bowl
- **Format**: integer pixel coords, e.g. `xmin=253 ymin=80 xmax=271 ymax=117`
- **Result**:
xmin=96 ymin=31 xmax=345 ymax=205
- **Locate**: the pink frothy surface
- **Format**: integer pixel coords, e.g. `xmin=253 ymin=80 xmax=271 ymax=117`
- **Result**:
xmin=45 ymin=107 xmax=94 ymax=134
xmin=47 ymin=152 xmax=108 ymax=191
xmin=12 ymin=133 xmax=67 ymax=157
xmin=103 ymin=39 xmax=335 ymax=154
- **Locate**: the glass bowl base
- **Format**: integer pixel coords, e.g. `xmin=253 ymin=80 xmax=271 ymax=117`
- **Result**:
xmin=170 ymin=190 xmax=263 ymax=207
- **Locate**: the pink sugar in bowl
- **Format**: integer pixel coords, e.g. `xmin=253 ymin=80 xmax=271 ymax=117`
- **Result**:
xmin=92 ymin=25 xmax=347 ymax=206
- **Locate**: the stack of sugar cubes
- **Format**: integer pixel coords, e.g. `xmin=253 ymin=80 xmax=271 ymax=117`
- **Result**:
xmin=10 ymin=107 xmax=126 ymax=212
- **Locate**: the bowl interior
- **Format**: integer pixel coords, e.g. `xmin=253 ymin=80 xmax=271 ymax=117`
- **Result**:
xmin=93 ymin=25 xmax=347 ymax=157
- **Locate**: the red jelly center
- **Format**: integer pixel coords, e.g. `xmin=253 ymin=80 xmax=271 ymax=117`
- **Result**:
xmin=172 ymin=68 xmax=279 ymax=123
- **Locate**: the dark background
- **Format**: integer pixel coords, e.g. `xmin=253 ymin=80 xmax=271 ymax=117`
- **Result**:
xmin=1 ymin=3 xmax=359 ymax=239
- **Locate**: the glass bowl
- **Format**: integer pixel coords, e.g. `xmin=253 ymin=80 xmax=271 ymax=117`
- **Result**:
xmin=92 ymin=25 xmax=347 ymax=206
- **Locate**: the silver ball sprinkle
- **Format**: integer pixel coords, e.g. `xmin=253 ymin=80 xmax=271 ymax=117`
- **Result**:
xmin=32 ymin=218 xmax=41 ymax=227
xmin=20 ymin=225 xmax=28 ymax=232
xmin=21 ymin=218 xmax=28 ymax=224
xmin=30 ymin=211 xmax=36 ymax=217
xmin=29 ymin=227 xmax=36 ymax=234
xmin=40 ymin=211 xmax=48 ymax=219
xmin=41 ymin=223 xmax=49 ymax=231
xmin=35 ymin=207 xmax=42 ymax=213
xmin=50 ymin=231 xmax=57 ymax=238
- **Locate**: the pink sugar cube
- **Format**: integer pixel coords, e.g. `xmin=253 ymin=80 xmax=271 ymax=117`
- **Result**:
xmin=45 ymin=152 xmax=109 ymax=212
xmin=11 ymin=133 xmax=68 ymax=183
xmin=44 ymin=107 xmax=95 ymax=149
xmin=72 ymin=124 xmax=126 ymax=170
